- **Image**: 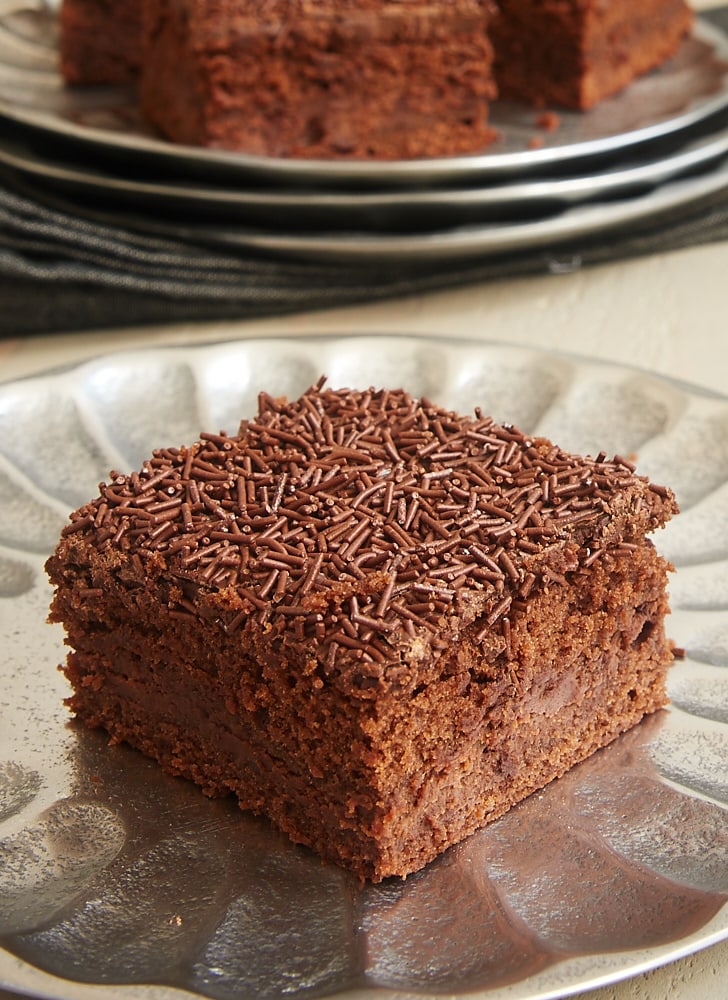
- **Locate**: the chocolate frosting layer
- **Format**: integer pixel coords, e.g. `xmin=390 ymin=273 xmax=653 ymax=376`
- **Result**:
xmin=60 ymin=382 xmax=678 ymax=676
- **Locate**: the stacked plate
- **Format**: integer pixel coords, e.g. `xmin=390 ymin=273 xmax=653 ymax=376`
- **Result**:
xmin=2 ymin=0 xmax=728 ymax=261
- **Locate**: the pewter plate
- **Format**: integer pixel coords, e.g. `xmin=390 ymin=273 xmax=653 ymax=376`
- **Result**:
xmin=79 ymin=154 xmax=728 ymax=262
xmin=2 ymin=122 xmax=728 ymax=231
xmin=1 ymin=1 xmax=728 ymax=188
xmin=0 ymin=335 xmax=727 ymax=1000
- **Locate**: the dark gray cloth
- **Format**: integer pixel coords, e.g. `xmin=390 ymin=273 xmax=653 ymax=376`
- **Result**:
xmin=2 ymin=6 xmax=728 ymax=337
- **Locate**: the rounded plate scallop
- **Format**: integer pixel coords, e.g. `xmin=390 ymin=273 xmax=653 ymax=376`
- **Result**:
xmin=1 ymin=2 xmax=728 ymax=188
xmin=0 ymin=335 xmax=726 ymax=1000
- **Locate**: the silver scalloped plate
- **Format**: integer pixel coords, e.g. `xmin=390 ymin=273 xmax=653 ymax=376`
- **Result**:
xmin=86 ymin=156 xmax=728 ymax=262
xmin=1 ymin=1 xmax=728 ymax=188
xmin=2 ymin=123 xmax=728 ymax=232
xmin=1 ymin=336 xmax=727 ymax=1000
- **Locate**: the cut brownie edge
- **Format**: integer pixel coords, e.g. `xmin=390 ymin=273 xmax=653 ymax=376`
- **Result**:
xmin=492 ymin=0 xmax=693 ymax=109
xmin=52 ymin=536 xmax=673 ymax=881
xmin=137 ymin=0 xmax=498 ymax=159
xmin=59 ymin=0 xmax=144 ymax=85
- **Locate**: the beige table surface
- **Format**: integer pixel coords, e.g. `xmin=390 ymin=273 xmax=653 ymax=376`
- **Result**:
xmin=1 ymin=2 xmax=727 ymax=997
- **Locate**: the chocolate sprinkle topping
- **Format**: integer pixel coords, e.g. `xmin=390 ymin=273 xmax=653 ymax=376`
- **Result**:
xmin=64 ymin=382 xmax=677 ymax=670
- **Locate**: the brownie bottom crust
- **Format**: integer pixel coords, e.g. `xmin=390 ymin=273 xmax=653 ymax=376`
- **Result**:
xmin=51 ymin=538 xmax=673 ymax=882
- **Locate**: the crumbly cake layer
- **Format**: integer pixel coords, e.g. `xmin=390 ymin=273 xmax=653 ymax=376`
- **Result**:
xmin=138 ymin=0 xmax=498 ymax=158
xmin=492 ymin=0 xmax=693 ymax=109
xmin=47 ymin=383 xmax=679 ymax=880
xmin=58 ymin=1 xmax=695 ymax=155
xmin=59 ymin=0 xmax=144 ymax=85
